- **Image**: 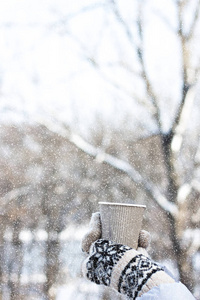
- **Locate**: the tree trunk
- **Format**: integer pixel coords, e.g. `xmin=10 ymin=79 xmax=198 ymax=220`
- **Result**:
xmin=43 ymin=234 xmax=60 ymax=300
xmin=161 ymin=135 xmax=195 ymax=292
xmin=8 ymin=220 xmax=23 ymax=300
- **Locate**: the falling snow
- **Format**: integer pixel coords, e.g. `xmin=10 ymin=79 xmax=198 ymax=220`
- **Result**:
xmin=0 ymin=0 xmax=200 ymax=300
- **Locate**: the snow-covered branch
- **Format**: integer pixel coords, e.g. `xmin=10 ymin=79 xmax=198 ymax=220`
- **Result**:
xmin=0 ymin=186 xmax=30 ymax=215
xmin=171 ymin=85 xmax=196 ymax=152
xmin=37 ymin=118 xmax=178 ymax=217
xmin=191 ymin=179 xmax=200 ymax=193
xmin=186 ymin=0 xmax=200 ymax=41
xmin=192 ymin=208 xmax=200 ymax=224
xmin=177 ymin=183 xmax=192 ymax=204
xmin=190 ymin=179 xmax=200 ymax=223
xmin=182 ymin=228 xmax=200 ymax=255
xmin=176 ymin=179 xmax=200 ymax=224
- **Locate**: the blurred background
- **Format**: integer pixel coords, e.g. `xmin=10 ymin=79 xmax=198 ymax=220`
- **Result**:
xmin=0 ymin=0 xmax=200 ymax=299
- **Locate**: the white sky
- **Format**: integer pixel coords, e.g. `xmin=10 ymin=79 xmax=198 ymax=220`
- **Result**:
xmin=0 ymin=0 xmax=199 ymax=134
xmin=0 ymin=1 xmax=118 ymax=130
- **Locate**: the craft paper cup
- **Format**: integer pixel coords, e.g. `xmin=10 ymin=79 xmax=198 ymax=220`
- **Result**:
xmin=99 ymin=202 xmax=146 ymax=249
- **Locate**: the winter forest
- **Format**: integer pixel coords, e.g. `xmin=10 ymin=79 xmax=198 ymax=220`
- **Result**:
xmin=0 ymin=0 xmax=200 ymax=299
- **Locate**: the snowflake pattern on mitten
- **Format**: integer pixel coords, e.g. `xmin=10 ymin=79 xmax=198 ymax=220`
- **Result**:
xmin=86 ymin=239 xmax=131 ymax=286
xmin=118 ymin=254 xmax=164 ymax=299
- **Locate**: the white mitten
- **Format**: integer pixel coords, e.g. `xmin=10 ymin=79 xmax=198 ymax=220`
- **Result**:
xmin=82 ymin=212 xmax=102 ymax=253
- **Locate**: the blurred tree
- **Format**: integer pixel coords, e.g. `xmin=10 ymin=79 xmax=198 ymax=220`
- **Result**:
xmin=41 ymin=0 xmax=200 ymax=295
xmin=0 ymin=125 xmax=110 ymax=299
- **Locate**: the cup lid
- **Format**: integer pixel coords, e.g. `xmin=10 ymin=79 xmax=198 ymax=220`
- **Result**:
xmin=99 ymin=201 xmax=146 ymax=208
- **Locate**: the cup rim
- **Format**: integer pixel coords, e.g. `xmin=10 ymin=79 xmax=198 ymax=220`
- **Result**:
xmin=99 ymin=201 xmax=146 ymax=208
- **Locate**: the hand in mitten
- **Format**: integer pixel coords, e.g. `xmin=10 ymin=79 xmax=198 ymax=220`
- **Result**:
xmin=81 ymin=213 xmax=174 ymax=299
xmin=81 ymin=212 xmax=151 ymax=255
xmin=82 ymin=212 xmax=102 ymax=253
xmin=82 ymin=240 xmax=174 ymax=299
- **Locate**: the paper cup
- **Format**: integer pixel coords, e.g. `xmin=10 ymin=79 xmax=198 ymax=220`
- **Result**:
xmin=99 ymin=202 xmax=146 ymax=249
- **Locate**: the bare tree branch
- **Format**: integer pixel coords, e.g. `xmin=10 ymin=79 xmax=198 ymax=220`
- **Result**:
xmin=117 ymin=61 xmax=141 ymax=77
xmin=170 ymin=0 xmax=193 ymax=140
xmin=170 ymin=0 xmax=199 ymax=142
xmin=177 ymin=180 xmax=200 ymax=224
xmin=54 ymin=0 xmax=157 ymax=118
xmin=50 ymin=2 xmax=106 ymax=32
xmin=192 ymin=207 xmax=200 ymax=224
xmin=109 ymin=0 xmax=136 ymax=47
xmin=182 ymin=228 xmax=200 ymax=255
xmin=136 ymin=2 xmax=162 ymax=131
xmin=36 ymin=117 xmax=178 ymax=217
xmin=194 ymin=58 xmax=200 ymax=81
xmin=110 ymin=0 xmax=162 ymax=131
xmin=64 ymin=30 xmax=153 ymax=111
xmin=186 ymin=0 xmax=200 ymax=41
xmin=176 ymin=0 xmax=188 ymax=80
xmin=177 ymin=183 xmax=192 ymax=205
xmin=172 ymin=85 xmax=191 ymax=131
xmin=152 ymin=8 xmax=176 ymax=33
xmin=171 ymin=85 xmax=196 ymax=152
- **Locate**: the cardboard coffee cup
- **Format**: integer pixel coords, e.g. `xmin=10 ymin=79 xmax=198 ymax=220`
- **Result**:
xmin=99 ymin=202 xmax=146 ymax=249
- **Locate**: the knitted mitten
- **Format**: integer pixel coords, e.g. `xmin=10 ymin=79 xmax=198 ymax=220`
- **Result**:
xmin=82 ymin=239 xmax=174 ymax=299
xmin=82 ymin=212 xmax=102 ymax=253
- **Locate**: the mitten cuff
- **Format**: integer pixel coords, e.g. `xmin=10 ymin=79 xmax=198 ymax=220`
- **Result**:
xmin=111 ymin=249 xmax=139 ymax=290
xmin=111 ymin=252 xmax=174 ymax=299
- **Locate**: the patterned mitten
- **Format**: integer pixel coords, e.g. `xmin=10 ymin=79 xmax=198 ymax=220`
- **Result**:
xmin=82 ymin=239 xmax=174 ymax=299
